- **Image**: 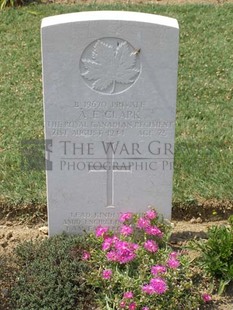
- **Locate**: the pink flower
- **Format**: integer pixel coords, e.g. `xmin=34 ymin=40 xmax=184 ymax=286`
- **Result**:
xmin=95 ymin=226 xmax=109 ymax=238
xmin=169 ymin=251 xmax=178 ymax=259
xmin=137 ymin=217 xmax=150 ymax=229
xmin=120 ymin=225 xmax=133 ymax=236
xmin=142 ymin=279 xmax=168 ymax=295
xmin=202 ymin=293 xmax=212 ymax=303
xmin=102 ymin=237 xmax=115 ymax=251
xmin=82 ymin=251 xmax=90 ymax=260
xmin=142 ymin=307 xmax=150 ymax=310
xmin=144 ymin=240 xmax=158 ymax=253
xmin=119 ymin=301 xmax=126 ymax=308
xmin=116 ymin=245 xmax=137 ymax=264
xmin=131 ymin=243 xmax=139 ymax=251
xmin=106 ymin=240 xmax=138 ymax=264
xmin=167 ymin=258 xmax=180 ymax=269
xmin=102 ymin=269 xmax=112 ymax=279
xmin=119 ymin=212 xmax=133 ymax=222
xmin=142 ymin=284 xmax=155 ymax=295
xmin=151 ymin=265 xmax=167 ymax=275
xmin=150 ymin=277 xmax=168 ymax=294
xmin=145 ymin=225 xmax=163 ymax=237
xmin=123 ymin=291 xmax=133 ymax=299
xmin=106 ymin=250 xmax=118 ymax=262
xmin=145 ymin=209 xmax=157 ymax=220
xmin=129 ymin=302 xmax=137 ymax=310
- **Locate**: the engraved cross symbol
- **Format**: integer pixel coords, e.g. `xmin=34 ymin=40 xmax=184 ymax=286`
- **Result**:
xmin=89 ymin=148 xmax=132 ymax=208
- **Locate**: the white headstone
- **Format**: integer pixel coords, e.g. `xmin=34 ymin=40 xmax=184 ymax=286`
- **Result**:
xmin=41 ymin=11 xmax=179 ymax=236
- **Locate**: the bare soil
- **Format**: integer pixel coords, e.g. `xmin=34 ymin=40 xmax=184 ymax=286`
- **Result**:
xmin=0 ymin=219 xmax=228 ymax=256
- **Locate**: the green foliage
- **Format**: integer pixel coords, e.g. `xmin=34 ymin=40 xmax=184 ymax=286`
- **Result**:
xmin=189 ymin=217 xmax=233 ymax=294
xmin=0 ymin=253 xmax=18 ymax=309
xmin=1 ymin=0 xmax=17 ymax=9
xmin=0 ymin=0 xmax=35 ymax=9
xmin=228 ymin=215 xmax=233 ymax=227
xmin=11 ymin=234 xmax=97 ymax=310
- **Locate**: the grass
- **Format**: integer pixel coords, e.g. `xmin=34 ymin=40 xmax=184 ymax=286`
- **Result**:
xmin=0 ymin=3 xmax=232 ymax=213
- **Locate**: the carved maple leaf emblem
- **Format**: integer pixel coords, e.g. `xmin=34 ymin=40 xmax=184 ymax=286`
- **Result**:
xmin=81 ymin=40 xmax=140 ymax=94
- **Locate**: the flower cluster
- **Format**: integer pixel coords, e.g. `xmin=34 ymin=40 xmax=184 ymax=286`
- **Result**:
xmin=119 ymin=292 xmax=136 ymax=309
xmin=119 ymin=212 xmax=133 ymax=222
xmin=95 ymin=225 xmax=109 ymax=238
xmin=142 ymin=277 xmax=168 ymax=295
xmin=151 ymin=265 xmax=167 ymax=275
xmin=105 ymin=238 xmax=139 ymax=264
xmin=167 ymin=251 xmax=180 ymax=269
xmin=140 ymin=250 xmax=183 ymax=299
xmin=144 ymin=240 xmax=158 ymax=253
xmin=82 ymin=250 xmax=90 ymax=261
xmin=95 ymin=225 xmax=139 ymax=264
xmin=202 ymin=293 xmax=212 ymax=302
xmin=102 ymin=269 xmax=112 ymax=279
xmin=83 ymin=208 xmax=212 ymax=309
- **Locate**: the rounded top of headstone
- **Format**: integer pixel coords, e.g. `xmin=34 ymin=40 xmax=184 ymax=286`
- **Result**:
xmin=41 ymin=11 xmax=179 ymax=29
